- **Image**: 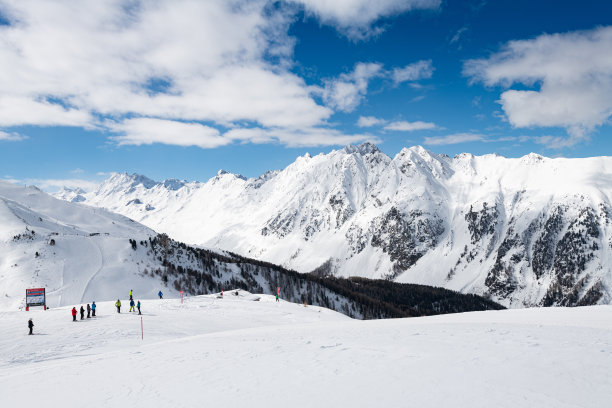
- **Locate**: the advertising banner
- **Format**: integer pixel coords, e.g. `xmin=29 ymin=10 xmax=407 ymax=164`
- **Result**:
xmin=26 ymin=288 xmax=46 ymax=307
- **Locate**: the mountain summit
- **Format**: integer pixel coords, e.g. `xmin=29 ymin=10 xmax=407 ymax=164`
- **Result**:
xmin=58 ymin=144 xmax=612 ymax=307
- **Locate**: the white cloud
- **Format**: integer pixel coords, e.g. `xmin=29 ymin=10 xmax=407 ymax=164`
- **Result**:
xmin=287 ymin=0 xmax=441 ymax=39
xmin=357 ymin=116 xmax=386 ymax=127
xmin=450 ymin=26 xmax=468 ymax=45
xmin=464 ymin=26 xmax=612 ymax=147
xmin=110 ymin=118 xmax=231 ymax=149
xmin=323 ymin=63 xmax=383 ymax=112
xmin=0 ymin=0 xmax=337 ymax=146
xmin=224 ymin=127 xmax=380 ymax=147
xmin=423 ymin=133 xmax=484 ymax=145
xmin=324 ymin=59 xmax=433 ymax=112
xmin=392 ymin=60 xmax=434 ymax=84
xmin=0 ymin=130 xmax=27 ymax=141
xmin=384 ymin=120 xmax=436 ymax=131
xmin=0 ymin=1 xmax=440 ymax=149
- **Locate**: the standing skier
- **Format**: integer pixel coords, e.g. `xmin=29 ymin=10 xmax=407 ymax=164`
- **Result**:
xmin=275 ymin=294 xmax=279 ymax=302
xmin=137 ymin=300 xmax=141 ymax=315
xmin=115 ymin=299 xmax=121 ymax=313
xmin=91 ymin=301 xmax=96 ymax=317
xmin=28 ymin=318 xmax=34 ymax=335
xmin=158 ymin=290 xmax=163 ymax=299
xmin=80 ymin=306 xmax=85 ymax=320
xmin=86 ymin=303 xmax=91 ymax=318
xmin=72 ymin=307 xmax=77 ymax=321
xmin=129 ymin=299 xmax=135 ymax=312
xmin=129 ymin=289 xmax=133 ymax=301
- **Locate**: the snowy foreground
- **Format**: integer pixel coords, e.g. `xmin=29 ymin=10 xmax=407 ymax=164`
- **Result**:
xmin=2 ymin=293 xmax=612 ymax=408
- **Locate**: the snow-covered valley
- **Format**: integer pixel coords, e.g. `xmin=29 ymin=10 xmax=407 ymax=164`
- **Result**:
xmin=3 ymin=295 xmax=612 ymax=407
xmin=59 ymin=144 xmax=612 ymax=308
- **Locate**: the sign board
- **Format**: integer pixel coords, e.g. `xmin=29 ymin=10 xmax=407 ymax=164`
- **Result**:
xmin=26 ymin=288 xmax=46 ymax=310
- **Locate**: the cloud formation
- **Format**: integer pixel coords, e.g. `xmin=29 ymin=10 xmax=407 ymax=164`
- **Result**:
xmin=323 ymin=63 xmax=383 ymax=112
xmin=0 ymin=0 xmax=361 ymax=148
xmin=392 ymin=60 xmax=434 ymax=84
xmin=0 ymin=130 xmax=27 ymax=142
xmin=0 ymin=1 xmax=439 ymax=149
xmin=423 ymin=133 xmax=484 ymax=145
xmin=357 ymin=116 xmax=387 ymax=127
xmin=110 ymin=118 xmax=231 ymax=149
xmin=464 ymin=26 xmax=612 ymax=148
xmin=324 ymin=59 xmax=433 ymax=112
xmin=288 ymin=0 xmax=441 ymax=39
xmin=384 ymin=121 xmax=436 ymax=131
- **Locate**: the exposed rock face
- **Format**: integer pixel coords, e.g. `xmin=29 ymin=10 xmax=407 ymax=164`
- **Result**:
xmin=56 ymin=144 xmax=612 ymax=307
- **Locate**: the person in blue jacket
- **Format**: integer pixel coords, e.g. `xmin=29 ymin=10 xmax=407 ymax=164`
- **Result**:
xmin=129 ymin=299 xmax=135 ymax=312
xmin=91 ymin=301 xmax=97 ymax=317
xmin=137 ymin=300 xmax=141 ymax=315
xmin=158 ymin=290 xmax=163 ymax=299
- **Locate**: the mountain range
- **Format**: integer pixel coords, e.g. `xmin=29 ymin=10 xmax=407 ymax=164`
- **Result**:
xmin=55 ymin=143 xmax=612 ymax=307
xmin=2 ymin=180 xmax=499 ymax=317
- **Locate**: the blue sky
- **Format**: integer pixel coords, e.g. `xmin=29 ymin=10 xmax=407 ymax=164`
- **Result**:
xmin=0 ymin=0 xmax=611 ymax=191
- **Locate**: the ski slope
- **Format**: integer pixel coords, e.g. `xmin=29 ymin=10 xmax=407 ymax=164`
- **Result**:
xmin=0 ymin=181 xmax=181 ymax=310
xmin=2 ymin=293 xmax=611 ymax=407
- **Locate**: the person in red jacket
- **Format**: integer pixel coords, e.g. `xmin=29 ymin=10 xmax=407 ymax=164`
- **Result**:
xmin=72 ymin=307 xmax=77 ymax=322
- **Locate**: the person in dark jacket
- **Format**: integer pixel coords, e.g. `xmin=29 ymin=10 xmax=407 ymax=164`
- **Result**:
xmin=86 ymin=303 xmax=91 ymax=318
xmin=72 ymin=307 xmax=77 ymax=321
xmin=80 ymin=306 xmax=85 ymax=320
xmin=115 ymin=299 xmax=121 ymax=313
xmin=129 ymin=299 xmax=135 ymax=312
xmin=158 ymin=290 xmax=163 ymax=299
xmin=137 ymin=300 xmax=141 ymax=315
xmin=28 ymin=318 xmax=34 ymax=335
xmin=91 ymin=301 xmax=96 ymax=317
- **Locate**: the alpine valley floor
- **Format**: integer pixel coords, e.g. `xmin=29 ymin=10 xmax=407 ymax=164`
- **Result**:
xmin=2 ymin=292 xmax=611 ymax=408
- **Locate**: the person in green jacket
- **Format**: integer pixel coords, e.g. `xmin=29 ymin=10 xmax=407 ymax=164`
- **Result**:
xmin=115 ymin=299 xmax=121 ymax=313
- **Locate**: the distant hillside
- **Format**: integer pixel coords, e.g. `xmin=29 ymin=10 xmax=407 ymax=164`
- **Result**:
xmin=146 ymin=233 xmax=504 ymax=319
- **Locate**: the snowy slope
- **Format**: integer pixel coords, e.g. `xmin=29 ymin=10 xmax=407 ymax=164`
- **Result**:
xmin=0 ymin=181 xmax=177 ymax=310
xmin=67 ymin=144 xmax=612 ymax=307
xmin=2 ymin=294 xmax=611 ymax=407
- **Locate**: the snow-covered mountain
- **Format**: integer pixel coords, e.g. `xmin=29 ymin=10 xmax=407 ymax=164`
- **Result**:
xmin=5 ymin=180 xmax=500 ymax=317
xmin=58 ymin=144 xmax=612 ymax=307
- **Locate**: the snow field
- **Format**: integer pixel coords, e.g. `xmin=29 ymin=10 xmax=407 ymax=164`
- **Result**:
xmin=2 ymin=294 xmax=612 ymax=408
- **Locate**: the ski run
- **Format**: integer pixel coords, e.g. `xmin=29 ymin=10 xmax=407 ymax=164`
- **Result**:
xmin=2 ymin=293 xmax=612 ymax=407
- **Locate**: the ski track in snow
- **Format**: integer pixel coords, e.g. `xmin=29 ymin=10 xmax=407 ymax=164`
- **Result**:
xmin=80 ymin=237 xmax=104 ymax=303
xmin=2 ymin=295 xmax=612 ymax=408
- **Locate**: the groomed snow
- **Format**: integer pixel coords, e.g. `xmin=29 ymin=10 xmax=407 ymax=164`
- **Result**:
xmin=2 ymin=293 xmax=611 ymax=407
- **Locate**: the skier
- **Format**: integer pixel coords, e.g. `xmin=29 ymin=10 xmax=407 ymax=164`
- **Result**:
xmin=129 ymin=299 xmax=135 ymax=312
xmin=276 ymin=294 xmax=279 ymax=303
xmin=158 ymin=290 xmax=163 ymax=299
xmin=86 ymin=303 xmax=91 ymax=318
xmin=129 ymin=289 xmax=133 ymax=301
xmin=137 ymin=300 xmax=141 ymax=315
xmin=80 ymin=305 xmax=85 ymax=320
xmin=115 ymin=299 xmax=121 ymax=313
xmin=28 ymin=318 xmax=34 ymax=335
xmin=72 ymin=307 xmax=77 ymax=321
xmin=91 ymin=301 xmax=96 ymax=317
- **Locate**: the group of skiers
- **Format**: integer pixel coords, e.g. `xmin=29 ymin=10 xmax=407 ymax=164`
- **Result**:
xmin=71 ymin=301 xmax=97 ymax=321
xmin=27 ymin=289 xmax=165 ymax=334
xmin=115 ymin=289 xmax=143 ymax=315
